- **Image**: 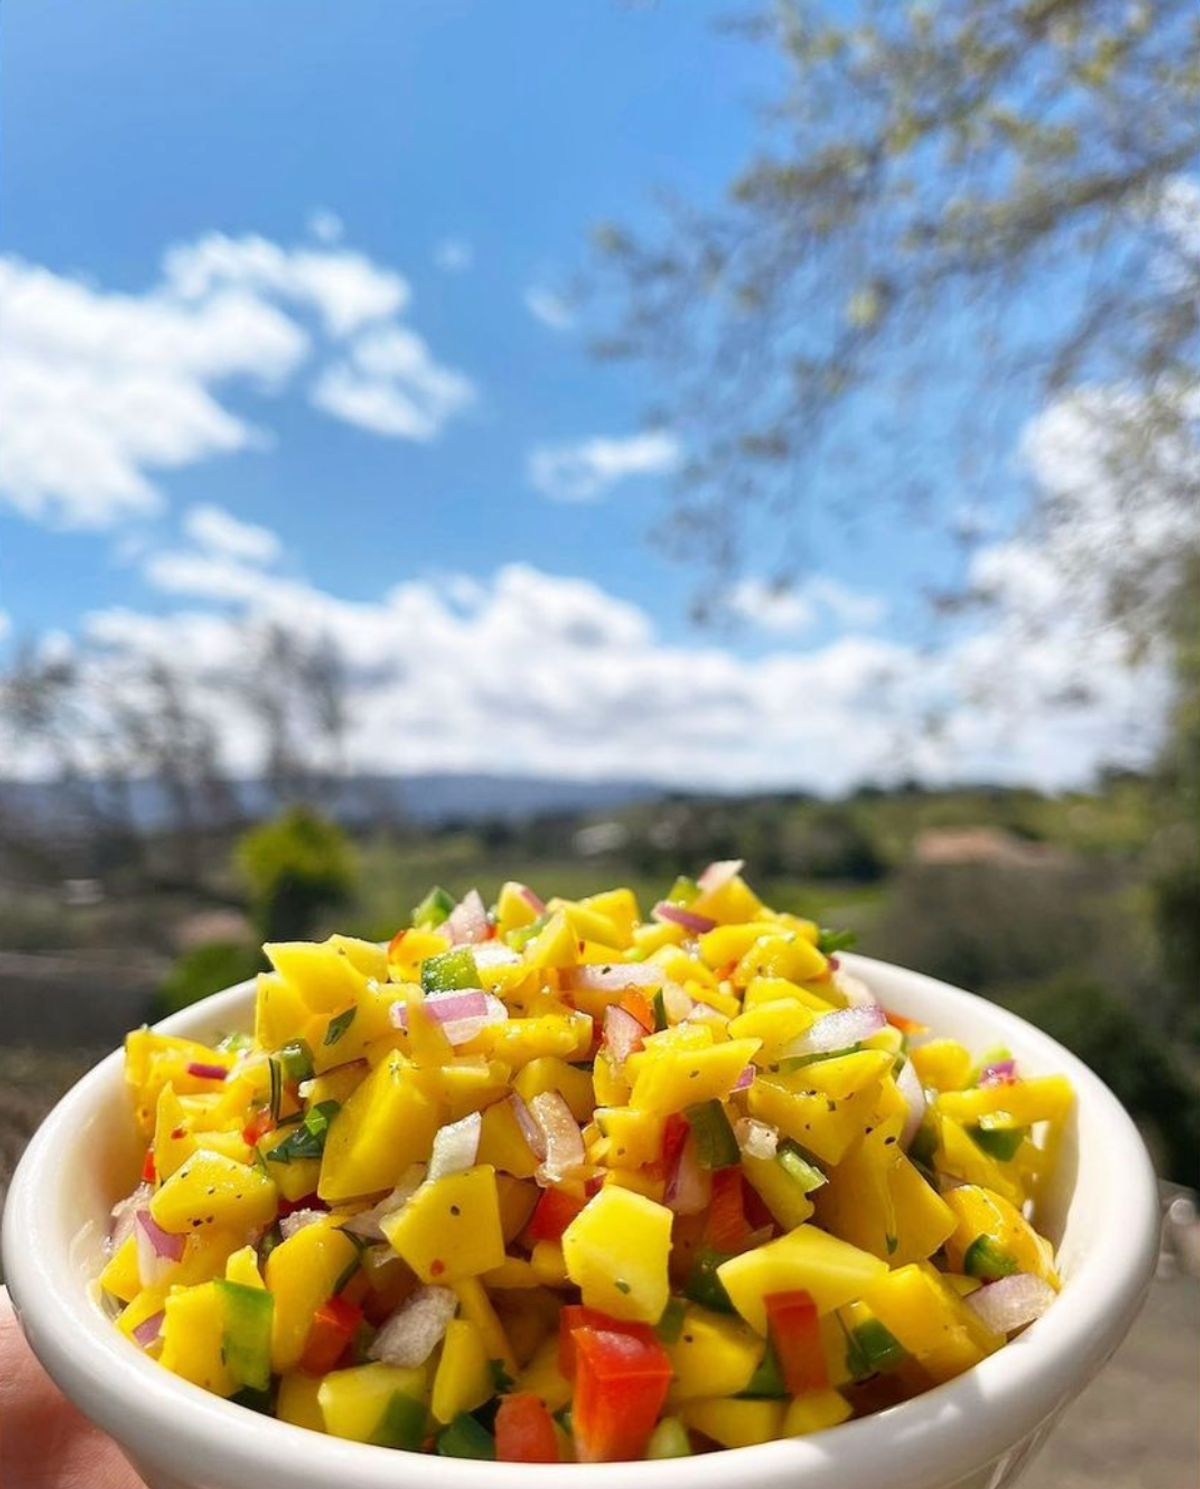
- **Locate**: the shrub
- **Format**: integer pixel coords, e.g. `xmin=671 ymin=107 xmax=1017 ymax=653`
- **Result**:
xmin=236 ymin=807 xmax=356 ymax=942
xmin=157 ymin=941 xmax=265 ymax=1016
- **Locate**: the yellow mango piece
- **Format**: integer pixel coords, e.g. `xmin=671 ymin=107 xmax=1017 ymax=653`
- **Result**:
xmin=943 ymin=1184 xmax=1060 ymax=1286
xmin=733 ymin=935 xmax=827 ymax=990
xmin=547 ymin=899 xmax=625 ymax=950
xmin=224 ymin=1245 xmax=264 ymax=1289
xmin=593 ymin=1107 xmax=665 ymax=1170
xmin=382 ymin=1166 xmax=505 ymax=1283
xmin=517 ymin=1334 xmax=572 ymax=1412
xmin=265 ymin=1217 xmax=360 ymax=1373
xmin=99 ymin=1235 xmax=141 ymax=1304
xmin=910 ymin=1039 xmax=973 ymax=1093
xmin=265 ymin=940 xmax=368 ymax=1014
xmin=863 ymin=1262 xmax=1003 ymax=1383
xmin=784 ymin=1389 xmax=852 ymax=1436
xmin=255 ymin=973 xmax=320 ymax=1055
xmin=304 ymin=1061 xmax=369 ymax=1109
xmin=776 ymin=1050 xmax=894 ymax=1102
xmin=149 ymin=1149 xmax=276 ymax=1238
xmin=483 ymin=1257 xmax=541 ymax=1289
xmin=649 ymin=946 xmax=718 ymax=990
xmin=431 ymin=1318 xmax=495 ymax=1423
xmin=631 ymin=921 xmax=686 ymax=956
xmin=580 ymin=888 xmax=641 ymax=944
xmin=937 ymin=1075 xmax=1073 ymax=1128
xmin=495 ymin=881 xmax=542 ymax=936
xmin=629 ymin=1034 xmax=761 ymax=1115
xmin=665 ymin=1308 xmax=763 ymax=1400
xmin=747 ymin=1079 xmax=879 ymax=1166
xmin=814 ymin=1127 xmax=957 ymax=1267
xmin=318 ymin=1362 xmax=428 ymax=1443
xmin=561 ymin=1185 xmax=672 ymax=1324
xmin=680 ymin=1397 xmax=785 ymax=1448
xmin=741 ymin=1153 xmax=816 ymax=1232
xmin=934 ymin=1116 xmax=1026 ymax=1209
xmin=888 ymin=1155 xmax=957 ymax=1265
xmin=524 ymin=911 xmax=579 ymax=969
xmin=478 ymin=1100 xmax=539 ymax=1178
xmin=728 ymin=1000 xmax=816 ymax=1063
xmin=277 ymin=1371 xmax=326 ymax=1433
xmin=472 ymin=1012 xmax=593 ymax=1070
xmin=452 ymin=1277 xmax=516 ymax=1373
xmin=160 ymin=1282 xmax=236 ymax=1397
xmin=744 ymin=976 xmax=838 ymax=1016
xmin=496 ymin=1175 xmax=541 ymax=1242
xmin=124 ymin=1031 xmax=237 ymax=1134
xmin=530 ymin=1240 xmax=571 ymax=1287
xmin=326 ymin=933 xmax=389 ymax=982
xmin=694 ymin=874 xmax=764 ymax=926
xmin=513 ymin=1057 xmax=594 ymax=1124
xmin=698 ymin=922 xmax=781 ymax=970
xmin=117 ymin=1287 xmax=168 ymax=1344
xmin=717 ymin=1224 xmax=888 ymax=1333
xmin=257 ymin=1146 xmax=323 ymax=1204
xmin=309 ymin=984 xmax=397 ymax=1075
xmin=602 ymin=1168 xmax=666 ymax=1202
xmin=318 ymin=1049 xmax=441 ymax=1203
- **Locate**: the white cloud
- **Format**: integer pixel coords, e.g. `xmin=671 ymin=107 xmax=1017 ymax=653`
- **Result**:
xmin=524 ymin=286 xmax=575 ymax=332
xmin=0 ymin=230 xmax=475 ymax=528
xmin=434 ymin=238 xmax=474 ymax=274
xmin=528 ymin=430 xmax=680 ymax=502
xmin=184 ymin=503 xmax=281 ymax=565
xmin=311 ymin=327 xmax=476 ymax=440
xmin=729 ymin=577 xmax=885 ymax=635
xmin=0 ymin=609 xmax=10 ymax=643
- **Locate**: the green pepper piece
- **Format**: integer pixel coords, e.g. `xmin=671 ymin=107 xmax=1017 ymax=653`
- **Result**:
xmin=276 ymin=1039 xmax=314 ymax=1083
xmin=646 ymin=1416 xmax=692 ymax=1458
xmin=655 ymin=1296 xmax=687 ymax=1343
xmin=684 ymin=1099 xmax=740 ymax=1170
xmin=683 ymin=1249 xmax=736 ymax=1314
xmin=968 ymin=1116 xmax=1026 ymax=1162
xmin=421 ymin=947 xmax=480 ymax=993
xmin=964 ymin=1235 xmax=1020 ymax=1280
xmin=844 ymin=1315 xmax=907 ymax=1379
xmin=667 ymin=875 xmax=700 ymax=906
xmin=370 ymin=1390 xmax=427 ymax=1450
xmin=816 ymin=927 xmax=858 ymax=955
xmin=776 ymin=1141 xmax=828 ymax=1194
xmin=215 ymin=1280 xmax=273 ymax=1393
xmin=651 ymin=988 xmax=669 ymax=1033
xmin=740 ymin=1339 xmax=788 ymax=1398
xmin=437 ymin=1412 xmax=496 ymax=1459
xmin=412 ymin=885 xmax=456 ymax=929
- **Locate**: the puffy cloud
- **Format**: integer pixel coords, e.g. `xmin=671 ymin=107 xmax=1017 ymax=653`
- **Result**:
xmin=0 ymin=230 xmax=475 ymax=529
xmin=528 ymin=430 xmax=680 ymax=502
xmin=434 ymin=238 xmax=474 ymax=273
xmin=184 ymin=503 xmax=281 ymax=565
xmin=729 ymin=577 xmax=885 ymax=635
xmin=524 ymin=286 xmax=575 ymax=332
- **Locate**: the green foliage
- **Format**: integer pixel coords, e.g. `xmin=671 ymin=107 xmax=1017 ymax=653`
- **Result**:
xmin=236 ymin=807 xmax=356 ymax=942
xmin=157 ymin=940 xmax=265 ymax=1017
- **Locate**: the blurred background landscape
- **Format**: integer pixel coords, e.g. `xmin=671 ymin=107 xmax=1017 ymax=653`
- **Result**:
xmin=0 ymin=0 xmax=1196 ymax=1481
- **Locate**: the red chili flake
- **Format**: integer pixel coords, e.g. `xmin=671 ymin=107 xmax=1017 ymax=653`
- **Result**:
xmin=141 ymin=1148 xmax=156 ymax=1184
xmin=430 ymin=1259 xmax=445 ymax=1277
xmin=170 ymin=1125 xmax=187 ymax=1140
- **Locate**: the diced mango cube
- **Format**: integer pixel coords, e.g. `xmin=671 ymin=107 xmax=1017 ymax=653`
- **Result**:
xmin=717 ymin=1224 xmax=887 ymax=1333
xmin=382 ymin=1166 xmax=505 ymax=1283
xmin=561 ymin=1185 xmax=672 ymax=1324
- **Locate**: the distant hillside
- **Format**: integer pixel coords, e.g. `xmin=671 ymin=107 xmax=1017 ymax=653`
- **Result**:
xmin=0 ymin=773 xmax=663 ymax=833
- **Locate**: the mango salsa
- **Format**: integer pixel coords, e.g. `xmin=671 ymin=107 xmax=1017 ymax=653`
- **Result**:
xmin=101 ymin=866 xmax=1071 ymax=1462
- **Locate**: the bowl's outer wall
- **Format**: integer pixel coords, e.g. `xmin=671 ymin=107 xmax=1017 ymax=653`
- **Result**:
xmin=2 ymin=957 xmax=1161 ymax=1489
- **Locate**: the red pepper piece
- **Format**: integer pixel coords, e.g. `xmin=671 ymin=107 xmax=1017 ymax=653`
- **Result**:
xmin=527 ymin=1187 xmax=586 ymax=1243
xmin=495 ymin=1392 xmax=560 ymax=1462
xmin=571 ymin=1324 xmax=672 ymax=1462
xmin=764 ymin=1289 xmax=828 ymax=1395
xmin=141 ymin=1148 xmax=156 ymax=1184
xmin=618 ymin=990 xmax=655 ymax=1033
xmin=298 ymin=1294 xmax=363 ymax=1376
xmin=706 ymin=1167 xmax=750 ymax=1252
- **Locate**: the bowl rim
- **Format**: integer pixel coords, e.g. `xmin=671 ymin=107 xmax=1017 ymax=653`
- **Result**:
xmin=3 ymin=953 xmax=1161 ymax=1489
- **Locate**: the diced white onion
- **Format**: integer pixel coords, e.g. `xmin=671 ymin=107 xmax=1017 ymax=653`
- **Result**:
xmin=696 ymin=859 xmax=745 ymax=897
xmin=427 ymin=1111 xmax=483 ymax=1183
xmin=833 ymin=969 xmax=877 ymax=1008
xmin=735 ymin=1118 xmax=778 ymax=1160
xmin=442 ymin=889 xmax=490 ymax=945
xmin=530 ymin=1091 xmax=586 ymax=1183
xmin=279 ymin=1208 xmax=328 ymax=1241
xmin=966 ymin=1274 xmax=1056 ymax=1335
xmin=342 ymin=1164 xmax=426 ymax=1239
xmin=369 ymin=1285 xmax=459 ymax=1367
xmin=664 ymin=1131 xmax=710 ymax=1215
xmin=564 ymin=963 xmax=664 ymax=993
xmin=782 ymin=1003 xmax=887 ymax=1058
xmin=603 ymin=1004 xmax=645 ymax=1066
xmin=109 ymin=1182 xmax=153 ymax=1253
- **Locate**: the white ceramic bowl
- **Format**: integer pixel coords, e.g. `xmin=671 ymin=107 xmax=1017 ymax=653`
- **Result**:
xmin=4 ymin=955 xmax=1159 ymax=1489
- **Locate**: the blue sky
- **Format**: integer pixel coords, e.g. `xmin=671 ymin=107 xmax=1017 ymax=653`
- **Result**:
xmin=0 ymin=2 xmax=1161 ymax=789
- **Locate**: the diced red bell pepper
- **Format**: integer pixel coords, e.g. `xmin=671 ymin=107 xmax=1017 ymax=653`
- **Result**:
xmin=495 ymin=1392 xmax=560 ymax=1463
xmin=571 ymin=1324 xmax=673 ymax=1462
xmin=764 ymin=1290 xmax=828 ymax=1395
xmin=706 ymin=1167 xmax=750 ymax=1252
xmin=141 ymin=1147 xmax=157 ymax=1184
xmin=299 ymin=1294 xmax=363 ymax=1376
xmin=528 ymin=1187 xmax=587 ymax=1243
xmin=619 ymin=990 xmax=655 ymax=1033
xmin=647 ymin=1112 xmax=690 ymax=1181
xmin=558 ymin=1305 xmax=659 ymax=1379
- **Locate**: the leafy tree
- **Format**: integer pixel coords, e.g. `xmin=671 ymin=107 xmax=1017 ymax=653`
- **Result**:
xmin=157 ymin=941 xmax=266 ymax=1016
xmin=236 ymin=806 xmax=356 ymax=942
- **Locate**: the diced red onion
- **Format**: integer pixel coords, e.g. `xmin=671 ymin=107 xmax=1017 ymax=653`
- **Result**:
xmin=783 ymin=1003 xmax=887 ymax=1058
xmin=664 ymin=1131 xmax=711 ymax=1215
xmin=279 ymin=1208 xmax=328 ymax=1242
xmin=517 ymin=884 xmax=546 ymax=915
xmin=652 ymin=901 xmax=717 ymax=935
xmin=735 ymin=1118 xmax=778 ymax=1160
xmin=732 ymin=1065 xmax=755 ymax=1092
xmin=109 ymin=1183 xmax=153 ymax=1252
xmin=369 ymin=1285 xmax=459 ymax=1367
xmin=342 ymin=1164 xmax=427 ymax=1239
xmin=134 ymin=1210 xmax=185 ymax=1286
xmin=390 ymin=989 xmax=507 ymax=1046
xmin=966 ymin=1273 xmax=1055 ymax=1335
xmin=531 ymin=1091 xmax=586 ymax=1183
xmin=603 ymin=1005 xmax=645 ymax=1066
xmin=185 ymin=1061 xmax=228 ymax=1081
xmin=442 ymin=889 xmax=490 ymax=946
xmin=428 ymin=1111 xmax=482 ymax=1183
xmin=132 ymin=1310 xmax=165 ymax=1349
xmin=564 ymin=963 xmax=664 ymax=993
xmin=740 ymin=1224 xmax=775 ymax=1253
xmin=979 ymin=1059 xmax=1017 ymax=1087
xmin=833 ymin=968 xmax=878 ymax=1008
xmin=896 ymin=1057 xmax=927 ymax=1150
xmin=696 ymin=859 xmax=745 ymax=897
xmin=507 ymin=1091 xmax=548 ymax=1162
